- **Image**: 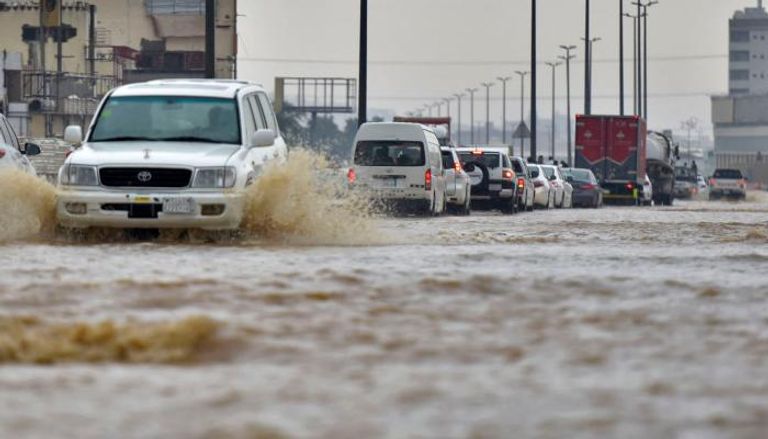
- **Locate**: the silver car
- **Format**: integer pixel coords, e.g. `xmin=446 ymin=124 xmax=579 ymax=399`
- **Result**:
xmin=441 ymin=147 xmax=471 ymax=215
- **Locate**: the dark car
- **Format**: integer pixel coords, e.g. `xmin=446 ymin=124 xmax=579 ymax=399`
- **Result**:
xmin=564 ymin=168 xmax=603 ymax=208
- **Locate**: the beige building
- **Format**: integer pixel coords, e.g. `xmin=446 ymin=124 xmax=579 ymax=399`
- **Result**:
xmin=0 ymin=0 xmax=237 ymax=138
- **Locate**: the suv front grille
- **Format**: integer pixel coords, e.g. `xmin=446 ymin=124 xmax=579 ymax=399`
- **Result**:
xmin=99 ymin=168 xmax=192 ymax=188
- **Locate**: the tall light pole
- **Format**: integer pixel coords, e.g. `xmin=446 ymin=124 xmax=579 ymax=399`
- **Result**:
xmin=584 ymin=0 xmax=591 ymax=115
xmin=531 ymin=0 xmax=538 ymax=160
xmin=624 ymin=12 xmax=639 ymax=115
xmin=443 ymin=97 xmax=452 ymax=119
xmin=497 ymin=76 xmax=513 ymax=144
xmin=632 ymin=1 xmax=644 ymax=118
xmin=582 ymin=36 xmax=601 ymax=116
xmin=619 ymin=0 xmax=625 ymax=115
xmin=515 ymin=70 xmax=529 ymax=158
xmin=467 ymin=88 xmax=478 ymax=145
xmin=545 ymin=61 xmax=562 ymax=161
xmin=559 ymin=45 xmax=576 ymax=167
xmin=426 ymin=104 xmax=433 ymax=117
xmin=454 ymin=93 xmax=465 ymax=146
xmin=435 ymin=101 xmax=444 ymax=117
xmin=481 ymin=82 xmax=495 ymax=145
xmin=358 ymin=0 xmax=367 ymax=127
xmin=642 ymin=1 xmax=659 ymax=122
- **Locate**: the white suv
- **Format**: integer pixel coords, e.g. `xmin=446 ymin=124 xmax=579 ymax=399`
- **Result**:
xmin=57 ymin=79 xmax=288 ymax=230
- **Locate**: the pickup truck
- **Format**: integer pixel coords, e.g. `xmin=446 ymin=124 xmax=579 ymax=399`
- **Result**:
xmin=709 ymin=169 xmax=747 ymax=201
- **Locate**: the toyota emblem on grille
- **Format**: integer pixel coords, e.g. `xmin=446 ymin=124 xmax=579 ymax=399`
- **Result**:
xmin=137 ymin=171 xmax=153 ymax=183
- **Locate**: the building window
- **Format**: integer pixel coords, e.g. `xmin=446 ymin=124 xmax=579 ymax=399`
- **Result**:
xmin=731 ymin=30 xmax=750 ymax=42
xmin=731 ymin=69 xmax=750 ymax=80
xmin=145 ymin=0 xmax=205 ymax=15
xmin=731 ymin=50 xmax=751 ymax=62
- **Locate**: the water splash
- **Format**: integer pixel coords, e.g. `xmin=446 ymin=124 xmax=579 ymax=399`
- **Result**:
xmin=0 ymin=169 xmax=57 ymax=243
xmin=240 ymin=149 xmax=378 ymax=245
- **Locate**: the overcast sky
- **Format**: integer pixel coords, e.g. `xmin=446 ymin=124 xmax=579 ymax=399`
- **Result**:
xmin=238 ymin=0 xmax=757 ymax=137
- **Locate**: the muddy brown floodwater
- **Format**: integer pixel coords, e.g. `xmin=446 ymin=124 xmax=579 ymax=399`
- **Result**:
xmin=1 ymin=189 xmax=768 ymax=438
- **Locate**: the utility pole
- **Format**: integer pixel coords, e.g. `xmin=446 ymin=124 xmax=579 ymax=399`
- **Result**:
xmin=619 ymin=0 xmax=625 ymax=115
xmin=435 ymin=101 xmax=443 ymax=117
xmin=624 ymin=12 xmax=638 ymax=115
xmin=497 ymin=76 xmax=512 ymax=144
xmin=642 ymin=1 xmax=658 ymax=121
xmin=632 ymin=1 xmax=643 ymax=118
xmin=546 ymin=62 xmax=562 ymax=161
xmin=358 ymin=0 xmax=368 ymax=127
xmin=205 ymin=0 xmax=215 ymax=78
xmin=454 ymin=93 xmax=464 ymax=146
xmin=531 ymin=0 xmax=538 ymax=160
xmin=443 ymin=97 xmax=452 ymax=120
xmin=467 ymin=87 xmax=478 ymax=145
xmin=559 ymin=46 xmax=576 ymax=167
xmin=515 ymin=70 xmax=529 ymax=158
xmin=584 ymin=0 xmax=591 ymax=115
xmin=481 ymin=82 xmax=495 ymax=145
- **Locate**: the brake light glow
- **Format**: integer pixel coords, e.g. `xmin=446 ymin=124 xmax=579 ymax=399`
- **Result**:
xmin=347 ymin=168 xmax=356 ymax=184
xmin=533 ymin=180 xmax=544 ymax=188
xmin=626 ymin=182 xmax=635 ymax=190
xmin=581 ymin=183 xmax=596 ymax=190
xmin=425 ymin=169 xmax=432 ymax=191
xmin=454 ymin=161 xmax=462 ymax=173
xmin=502 ymin=168 xmax=515 ymax=181
xmin=0 ymin=149 xmax=5 ymax=159
xmin=472 ymin=148 xmax=484 ymax=156
xmin=517 ymin=177 xmax=525 ymax=189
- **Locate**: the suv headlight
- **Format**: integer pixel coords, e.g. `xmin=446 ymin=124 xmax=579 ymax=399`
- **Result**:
xmin=59 ymin=164 xmax=99 ymax=186
xmin=193 ymin=167 xmax=237 ymax=188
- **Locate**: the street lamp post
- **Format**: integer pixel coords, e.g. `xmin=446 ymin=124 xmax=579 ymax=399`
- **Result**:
xmin=624 ymin=12 xmax=639 ymax=115
xmin=545 ymin=61 xmax=562 ymax=161
xmin=643 ymin=1 xmax=658 ymax=121
xmin=531 ymin=0 xmax=538 ymax=160
xmin=454 ymin=93 xmax=465 ymax=145
xmin=481 ymin=82 xmax=495 ymax=145
xmin=559 ymin=45 xmax=576 ymax=167
xmin=443 ymin=97 xmax=452 ymax=119
xmin=358 ymin=0 xmax=367 ymax=127
xmin=497 ymin=76 xmax=513 ymax=144
xmin=466 ymin=88 xmax=478 ymax=145
xmin=515 ymin=71 xmax=529 ymax=158
xmin=619 ymin=0 xmax=625 ymax=115
xmin=435 ymin=101 xmax=443 ymax=117
xmin=584 ymin=0 xmax=591 ymax=115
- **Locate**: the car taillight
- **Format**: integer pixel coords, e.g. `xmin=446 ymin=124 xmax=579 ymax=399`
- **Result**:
xmin=502 ymin=168 xmax=515 ymax=181
xmin=425 ymin=169 xmax=432 ymax=191
xmin=0 ymin=149 xmax=5 ymax=159
xmin=517 ymin=177 xmax=525 ymax=189
xmin=581 ymin=183 xmax=596 ymax=190
xmin=626 ymin=182 xmax=634 ymax=190
xmin=454 ymin=161 xmax=462 ymax=173
xmin=533 ymin=180 xmax=544 ymax=188
xmin=347 ymin=168 xmax=356 ymax=184
xmin=709 ymin=178 xmax=716 ymax=186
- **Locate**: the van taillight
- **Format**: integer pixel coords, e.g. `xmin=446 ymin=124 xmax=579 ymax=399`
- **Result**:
xmin=347 ymin=168 xmax=356 ymax=184
xmin=502 ymin=168 xmax=515 ymax=181
xmin=425 ymin=169 xmax=432 ymax=191
xmin=517 ymin=177 xmax=525 ymax=189
xmin=582 ymin=183 xmax=596 ymax=190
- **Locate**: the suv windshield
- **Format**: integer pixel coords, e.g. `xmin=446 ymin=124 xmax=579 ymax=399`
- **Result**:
xmin=713 ymin=169 xmax=743 ymax=179
xmin=355 ymin=141 xmax=425 ymax=166
xmin=90 ymin=96 xmax=241 ymax=144
xmin=458 ymin=152 xmax=500 ymax=169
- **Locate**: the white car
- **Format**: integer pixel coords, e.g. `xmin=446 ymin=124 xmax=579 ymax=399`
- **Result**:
xmin=528 ymin=164 xmax=555 ymax=209
xmin=57 ymin=79 xmax=288 ymax=230
xmin=441 ymin=147 xmax=471 ymax=215
xmin=0 ymin=113 xmax=40 ymax=175
xmin=349 ymin=122 xmax=447 ymax=215
xmin=541 ymin=165 xmax=573 ymax=208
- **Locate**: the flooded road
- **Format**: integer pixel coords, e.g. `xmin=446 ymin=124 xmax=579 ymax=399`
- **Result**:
xmin=1 ymin=197 xmax=768 ymax=438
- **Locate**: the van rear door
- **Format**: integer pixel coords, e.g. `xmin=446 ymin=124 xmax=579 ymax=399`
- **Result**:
xmin=353 ymin=140 xmax=428 ymax=190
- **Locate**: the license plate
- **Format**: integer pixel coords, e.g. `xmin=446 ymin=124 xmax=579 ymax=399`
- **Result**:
xmin=378 ymin=178 xmax=398 ymax=188
xmin=162 ymin=198 xmax=194 ymax=214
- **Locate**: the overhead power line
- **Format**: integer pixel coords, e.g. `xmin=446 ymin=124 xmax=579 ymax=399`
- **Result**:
xmin=239 ymin=53 xmax=727 ymax=67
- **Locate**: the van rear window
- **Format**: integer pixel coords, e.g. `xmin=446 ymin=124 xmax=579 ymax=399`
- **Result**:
xmin=355 ymin=141 xmax=425 ymax=166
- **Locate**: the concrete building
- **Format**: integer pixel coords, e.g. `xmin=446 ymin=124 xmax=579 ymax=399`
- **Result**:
xmin=0 ymin=0 xmax=237 ymax=139
xmin=712 ymin=1 xmax=768 ymax=185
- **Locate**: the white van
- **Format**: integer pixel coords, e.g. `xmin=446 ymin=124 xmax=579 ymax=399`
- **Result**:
xmin=348 ymin=122 xmax=446 ymax=215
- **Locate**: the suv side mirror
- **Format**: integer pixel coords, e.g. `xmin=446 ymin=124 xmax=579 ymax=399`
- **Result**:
xmin=64 ymin=125 xmax=83 ymax=144
xmin=22 ymin=142 xmax=41 ymax=156
xmin=250 ymin=129 xmax=276 ymax=148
